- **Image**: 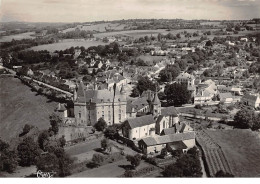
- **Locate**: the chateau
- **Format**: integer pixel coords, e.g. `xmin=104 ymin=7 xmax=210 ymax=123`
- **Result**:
xmin=73 ymin=81 xmax=127 ymax=126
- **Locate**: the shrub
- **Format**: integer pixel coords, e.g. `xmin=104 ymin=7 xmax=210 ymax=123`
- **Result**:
xmin=91 ymin=153 xmax=104 ymax=167
xmin=94 ymin=118 xmax=107 ymax=132
xmin=124 ymin=170 xmax=134 ymax=177
xmin=145 ymin=157 xmax=157 ymax=166
xmin=126 ymin=154 xmax=141 ymax=169
xmin=195 ymin=104 xmax=202 ymax=109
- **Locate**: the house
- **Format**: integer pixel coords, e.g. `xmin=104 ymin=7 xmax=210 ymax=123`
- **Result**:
xmin=121 ymin=115 xmax=156 ymax=140
xmin=138 ymin=131 xmax=196 ymax=155
xmin=194 ymin=79 xmax=217 ymax=105
xmin=176 ymin=72 xmax=196 ymax=95
xmin=218 ymin=92 xmax=233 ymax=104
xmin=241 ymin=94 xmax=260 ymax=108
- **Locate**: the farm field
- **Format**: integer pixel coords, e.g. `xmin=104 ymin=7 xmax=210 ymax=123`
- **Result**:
xmin=0 ymin=75 xmax=57 ymax=142
xmin=205 ymin=129 xmax=260 ymax=177
xmin=0 ymin=32 xmax=35 ymax=42
xmin=62 ymin=23 xmax=128 ymax=33
xmin=29 ymin=39 xmax=107 ymax=52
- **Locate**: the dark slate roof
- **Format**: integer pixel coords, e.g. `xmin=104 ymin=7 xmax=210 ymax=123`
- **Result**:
xmin=161 ymin=106 xmax=179 ymax=117
xmin=152 ymin=92 xmax=161 ymax=104
xmin=76 ymin=82 xmax=126 ymax=103
xmin=219 ymin=92 xmax=233 ymax=99
xmin=242 ymin=94 xmax=259 ymax=102
xmin=156 ymin=115 xmax=164 ymax=125
xmin=139 ymin=132 xmax=195 ymax=146
xmin=129 ymin=97 xmax=149 ymax=111
xmin=169 ymin=141 xmax=187 ymax=150
xmin=127 ymin=115 xmax=155 ymax=129
xmin=161 ymin=127 xmax=176 ymax=135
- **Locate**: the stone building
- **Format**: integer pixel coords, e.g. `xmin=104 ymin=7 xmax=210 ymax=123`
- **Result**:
xmin=73 ymin=81 xmax=127 ymax=126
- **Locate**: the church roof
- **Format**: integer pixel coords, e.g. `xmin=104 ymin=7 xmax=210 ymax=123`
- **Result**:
xmin=126 ymin=115 xmax=155 ymax=129
xmin=161 ymin=106 xmax=179 ymax=117
xmin=161 ymin=127 xmax=176 ymax=135
xmin=152 ymin=92 xmax=161 ymax=104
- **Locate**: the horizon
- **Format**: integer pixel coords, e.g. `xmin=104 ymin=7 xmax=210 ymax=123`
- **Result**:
xmin=0 ymin=0 xmax=260 ymax=23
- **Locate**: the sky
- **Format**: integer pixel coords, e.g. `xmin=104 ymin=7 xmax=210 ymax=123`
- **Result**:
xmin=0 ymin=0 xmax=259 ymax=22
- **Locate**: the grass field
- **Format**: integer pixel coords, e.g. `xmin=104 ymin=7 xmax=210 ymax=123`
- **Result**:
xmin=62 ymin=23 xmax=127 ymax=33
xmin=0 ymin=32 xmax=35 ymax=42
xmin=29 ymin=39 xmax=107 ymax=52
xmin=205 ymin=129 xmax=260 ymax=177
xmin=94 ymin=28 xmax=218 ymax=39
xmin=0 ymin=75 xmax=57 ymax=142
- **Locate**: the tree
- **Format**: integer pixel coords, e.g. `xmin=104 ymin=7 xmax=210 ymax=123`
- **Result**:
xmin=124 ymin=170 xmax=134 ymax=177
xmin=91 ymin=153 xmax=104 ymax=167
xmin=19 ymin=124 xmax=33 ymax=137
xmin=205 ymin=40 xmax=212 ymax=47
xmin=159 ymin=64 xmax=181 ymax=82
xmin=160 ymin=148 xmax=168 ymax=159
xmin=0 ymin=139 xmax=19 ymax=173
xmin=126 ymin=154 xmax=141 ymax=169
xmin=101 ymin=138 xmax=109 ymax=151
xmin=104 ymin=125 xmax=119 ymax=140
xmin=36 ymin=153 xmax=59 ymax=176
xmin=234 ymin=109 xmax=260 ymax=130
xmin=164 ymin=83 xmax=192 ymax=106
xmin=131 ymin=76 xmax=158 ymax=97
xmin=215 ymin=170 xmax=234 ymax=177
xmin=49 ymin=113 xmax=62 ymax=135
xmin=38 ymin=130 xmax=50 ymax=150
xmin=17 ymin=137 xmax=41 ymax=166
xmin=113 ymin=43 xmax=120 ymax=54
xmin=59 ymin=136 xmax=66 ymax=148
xmin=36 ymin=147 xmax=73 ymax=177
xmin=163 ymin=154 xmax=202 ymax=177
xmin=94 ymin=118 xmax=107 ymax=131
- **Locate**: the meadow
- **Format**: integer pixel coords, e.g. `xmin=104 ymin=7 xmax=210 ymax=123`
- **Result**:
xmin=0 ymin=75 xmax=57 ymax=142
xmin=0 ymin=32 xmax=35 ymax=42
xmin=29 ymin=39 xmax=107 ymax=52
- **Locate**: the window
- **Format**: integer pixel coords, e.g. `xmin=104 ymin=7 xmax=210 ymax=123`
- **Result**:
xmin=119 ymin=114 xmax=121 ymax=120
xmin=79 ymin=113 xmax=81 ymax=118
xmin=102 ymin=106 xmax=104 ymax=109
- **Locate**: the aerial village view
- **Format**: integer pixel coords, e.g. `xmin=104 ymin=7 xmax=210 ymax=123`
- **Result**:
xmin=0 ymin=0 xmax=260 ymax=180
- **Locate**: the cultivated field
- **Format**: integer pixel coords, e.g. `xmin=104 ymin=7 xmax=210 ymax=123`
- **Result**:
xmin=0 ymin=32 xmax=35 ymax=42
xmin=201 ymin=129 xmax=260 ymax=177
xmin=0 ymin=75 xmax=57 ymax=142
xmin=29 ymin=39 xmax=107 ymax=52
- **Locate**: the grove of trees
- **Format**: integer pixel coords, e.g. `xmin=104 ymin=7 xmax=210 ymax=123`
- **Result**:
xmin=164 ymin=83 xmax=192 ymax=106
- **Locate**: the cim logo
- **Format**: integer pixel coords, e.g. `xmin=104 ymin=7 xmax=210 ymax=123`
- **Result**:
xmin=36 ymin=170 xmax=56 ymax=178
